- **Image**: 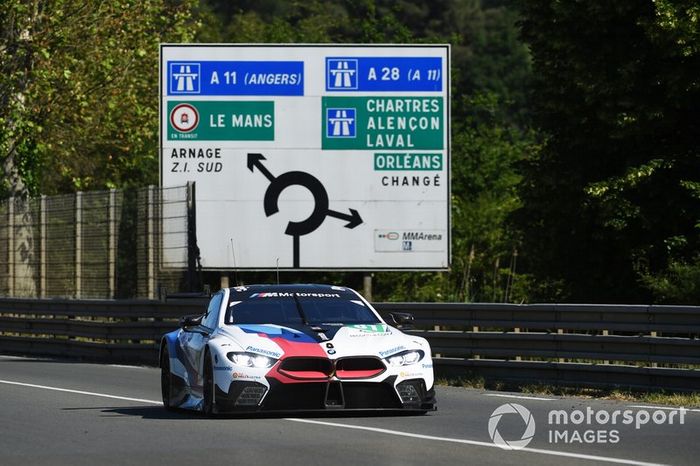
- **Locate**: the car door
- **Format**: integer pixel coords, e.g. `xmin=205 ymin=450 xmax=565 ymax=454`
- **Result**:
xmin=182 ymin=292 xmax=223 ymax=393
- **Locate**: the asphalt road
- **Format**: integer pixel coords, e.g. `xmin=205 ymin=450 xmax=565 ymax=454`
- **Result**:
xmin=0 ymin=355 xmax=697 ymax=466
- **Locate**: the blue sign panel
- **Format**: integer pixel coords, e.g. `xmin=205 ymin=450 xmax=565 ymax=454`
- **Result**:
xmin=325 ymin=57 xmax=442 ymax=92
xmin=326 ymin=108 xmax=356 ymax=138
xmin=168 ymin=61 xmax=304 ymax=96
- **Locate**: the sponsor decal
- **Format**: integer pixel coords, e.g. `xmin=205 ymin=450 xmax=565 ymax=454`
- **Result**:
xmin=245 ymin=345 xmax=282 ymax=359
xmin=249 ymin=292 xmax=341 ymax=298
xmin=295 ymin=292 xmax=341 ymax=298
xmin=421 ymin=363 xmax=433 ymax=369
xmin=347 ymin=324 xmax=390 ymax=334
xmin=379 ymin=345 xmax=406 ymax=357
xmin=232 ymin=372 xmax=261 ymax=380
xmin=399 ymin=371 xmax=421 ymax=378
xmin=249 ymin=292 xmax=289 ymax=298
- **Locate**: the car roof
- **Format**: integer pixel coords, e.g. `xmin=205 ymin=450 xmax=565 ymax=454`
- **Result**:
xmin=227 ymin=283 xmax=355 ymax=296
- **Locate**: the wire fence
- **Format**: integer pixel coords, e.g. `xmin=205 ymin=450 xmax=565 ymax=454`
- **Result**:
xmin=0 ymin=185 xmax=195 ymax=299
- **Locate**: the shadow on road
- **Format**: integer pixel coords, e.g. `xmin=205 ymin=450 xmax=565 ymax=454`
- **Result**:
xmin=87 ymin=405 xmax=431 ymax=420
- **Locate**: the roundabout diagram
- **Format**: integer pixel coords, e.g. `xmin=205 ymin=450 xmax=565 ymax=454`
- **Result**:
xmin=247 ymin=153 xmax=363 ymax=267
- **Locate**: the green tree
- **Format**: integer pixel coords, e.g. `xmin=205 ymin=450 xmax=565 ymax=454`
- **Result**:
xmin=516 ymin=1 xmax=700 ymax=302
xmin=375 ymin=93 xmax=536 ymax=302
xmin=0 ymin=0 xmax=199 ymax=197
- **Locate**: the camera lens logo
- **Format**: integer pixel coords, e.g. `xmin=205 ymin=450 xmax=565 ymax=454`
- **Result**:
xmin=488 ymin=403 xmax=536 ymax=450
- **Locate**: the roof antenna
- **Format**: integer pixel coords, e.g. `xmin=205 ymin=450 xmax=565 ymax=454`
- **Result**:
xmin=230 ymin=238 xmax=238 ymax=286
xmin=276 ymin=257 xmax=280 ymax=285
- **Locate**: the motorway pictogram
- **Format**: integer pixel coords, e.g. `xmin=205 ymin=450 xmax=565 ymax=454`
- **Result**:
xmin=247 ymin=153 xmax=363 ymax=268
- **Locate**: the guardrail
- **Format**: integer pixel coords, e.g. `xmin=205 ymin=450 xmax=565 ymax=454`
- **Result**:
xmin=0 ymin=298 xmax=698 ymax=392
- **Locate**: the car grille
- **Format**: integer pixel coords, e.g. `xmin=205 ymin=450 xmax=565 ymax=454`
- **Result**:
xmin=278 ymin=356 xmax=386 ymax=380
xmin=278 ymin=357 xmax=333 ymax=380
xmin=335 ymin=357 xmax=386 ymax=379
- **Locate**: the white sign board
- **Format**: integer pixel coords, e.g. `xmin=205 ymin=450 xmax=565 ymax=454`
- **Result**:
xmin=160 ymin=44 xmax=450 ymax=270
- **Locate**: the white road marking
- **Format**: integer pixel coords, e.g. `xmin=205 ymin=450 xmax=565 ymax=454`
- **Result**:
xmin=485 ymin=393 xmax=555 ymax=401
xmin=285 ymin=418 xmax=667 ymax=466
xmin=628 ymin=405 xmax=700 ymax=413
xmin=0 ymin=355 xmax=48 ymax=361
xmin=108 ymin=364 xmax=150 ymax=370
xmin=0 ymin=379 xmax=161 ymax=405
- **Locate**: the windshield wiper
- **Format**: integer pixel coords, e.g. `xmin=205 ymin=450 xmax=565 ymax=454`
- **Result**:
xmin=292 ymin=295 xmax=310 ymax=326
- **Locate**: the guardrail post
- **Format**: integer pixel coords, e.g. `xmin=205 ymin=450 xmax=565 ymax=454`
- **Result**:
xmin=602 ymin=329 xmax=609 ymax=364
xmin=557 ymin=328 xmax=565 ymax=363
xmin=650 ymin=330 xmax=658 ymax=367
xmin=472 ymin=325 xmax=480 ymax=359
xmin=108 ymin=189 xmax=117 ymax=298
xmin=7 ymin=198 xmax=15 ymax=296
xmin=147 ymin=186 xmax=156 ymax=299
xmin=514 ymin=327 xmax=522 ymax=361
xmin=39 ymin=195 xmax=47 ymax=298
xmin=75 ymin=191 xmax=82 ymax=299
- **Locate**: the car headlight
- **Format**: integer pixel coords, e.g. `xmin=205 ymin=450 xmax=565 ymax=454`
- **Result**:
xmin=227 ymin=352 xmax=277 ymax=368
xmin=386 ymin=350 xmax=424 ymax=367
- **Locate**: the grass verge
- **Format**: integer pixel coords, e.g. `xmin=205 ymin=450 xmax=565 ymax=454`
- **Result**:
xmin=435 ymin=376 xmax=700 ymax=408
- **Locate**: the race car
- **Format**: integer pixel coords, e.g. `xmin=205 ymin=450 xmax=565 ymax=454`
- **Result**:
xmin=160 ymin=284 xmax=436 ymax=414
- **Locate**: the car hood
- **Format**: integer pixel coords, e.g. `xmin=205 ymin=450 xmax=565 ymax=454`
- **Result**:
xmin=215 ymin=322 xmax=425 ymax=360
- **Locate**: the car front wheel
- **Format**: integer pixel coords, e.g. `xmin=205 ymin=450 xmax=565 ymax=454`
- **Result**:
xmin=202 ymin=351 xmax=216 ymax=416
xmin=160 ymin=345 xmax=174 ymax=411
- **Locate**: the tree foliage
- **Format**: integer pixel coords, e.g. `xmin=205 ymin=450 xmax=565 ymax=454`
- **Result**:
xmin=0 ymin=0 xmax=198 ymax=197
xmin=516 ymin=1 xmax=700 ymax=302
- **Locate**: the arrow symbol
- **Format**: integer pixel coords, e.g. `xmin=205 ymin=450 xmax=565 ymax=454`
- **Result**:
xmin=248 ymin=152 xmax=364 ymax=268
xmin=247 ymin=153 xmax=275 ymax=182
xmin=327 ymin=208 xmax=363 ymax=229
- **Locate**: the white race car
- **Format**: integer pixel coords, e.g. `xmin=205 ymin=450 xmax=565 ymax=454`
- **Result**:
xmin=160 ymin=284 xmax=436 ymax=414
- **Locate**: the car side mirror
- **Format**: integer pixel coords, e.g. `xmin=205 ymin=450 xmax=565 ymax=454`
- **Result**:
xmin=389 ymin=312 xmax=415 ymax=329
xmin=180 ymin=314 xmax=203 ymax=329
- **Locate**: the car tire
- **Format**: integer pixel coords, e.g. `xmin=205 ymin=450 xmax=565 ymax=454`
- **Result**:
xmin=160 ymin=345 xmax=175 ymax=411
xmin=202 ymin=350 xmax=216 ymax=417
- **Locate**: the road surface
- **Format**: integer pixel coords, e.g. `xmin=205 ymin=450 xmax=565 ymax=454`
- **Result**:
xmin=0 ymin=355 xmax=697 ymax=465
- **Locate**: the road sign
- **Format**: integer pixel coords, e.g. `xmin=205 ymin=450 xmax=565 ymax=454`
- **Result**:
xmin=160 ymin=45 xmax=450 ymax=270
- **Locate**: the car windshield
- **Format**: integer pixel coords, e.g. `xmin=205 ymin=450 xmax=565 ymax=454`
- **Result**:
xmin=225 ymin=293 xmax=381 ymax=326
